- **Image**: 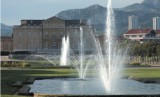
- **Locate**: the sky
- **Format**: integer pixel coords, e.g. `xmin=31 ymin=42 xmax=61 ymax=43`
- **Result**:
xmin=1 ymin=0 xmax=144 ymax=26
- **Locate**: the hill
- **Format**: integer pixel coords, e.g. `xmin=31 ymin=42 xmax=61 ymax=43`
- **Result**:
xmin=1 ymin=23 xmax=13 ymax=36
xmin=56 ymin=0 xmax=160 ymax=35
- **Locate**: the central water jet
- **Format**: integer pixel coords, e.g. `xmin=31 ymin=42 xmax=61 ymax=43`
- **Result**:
xmin=98 ymin=0 xmax=128 ymax=93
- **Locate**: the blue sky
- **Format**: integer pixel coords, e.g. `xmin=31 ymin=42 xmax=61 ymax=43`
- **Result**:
xmin=1 ymin=0 xmax=143 ymax=26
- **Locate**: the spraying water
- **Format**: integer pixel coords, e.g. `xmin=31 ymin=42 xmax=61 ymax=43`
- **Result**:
xmin=60 ymin=35 xmax=70 ymax=66
xmin=98 ymin=0 xmax=128 ymax=93
xmin=105 ymin=0 xmax=114 ymax=92
xmin=25 ymin=0 xmax=128 ymax=92
xmin=80 ymin=27 xmax=84 ymax=78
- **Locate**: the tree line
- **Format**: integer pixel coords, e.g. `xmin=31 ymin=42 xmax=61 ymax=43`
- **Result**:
xmin=127 ymin=41 xmax=160 ymax=57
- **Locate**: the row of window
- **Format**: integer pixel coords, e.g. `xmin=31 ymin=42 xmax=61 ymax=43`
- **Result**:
xmin=125 ymin=35 xmax=144 ymax=38
xmin=18 ymin=32 xmax=64 ymax=38
xmin=44 ymin=41 xmax=57 ymax=49
xmin=18 ymin=42 xmax=41 ymax=49
xmin=125 ymin=35 xmax=158 ymax=38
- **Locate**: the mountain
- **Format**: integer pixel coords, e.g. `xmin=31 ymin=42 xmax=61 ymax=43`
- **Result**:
xmin=1 ymin=23 xmax=13 ymax=36
xmin=56 ymin=5 xmax=106 ymax=33
xmin=1 ymin=0 xmax=160 ymax=36
xmin=56 ymin=0 xmax=160 ymax=35
xmin=122 ymin=0 xmax=160 ymax=11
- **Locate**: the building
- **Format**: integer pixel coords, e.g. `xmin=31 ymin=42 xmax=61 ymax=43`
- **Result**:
xmin=128 ymin=15 xmax=138 ymax=30
xmin=123 ymin=29 xmax=160 ymax=43
xmin=153 ymin=17 xmax=160 ymax=30
xmin=13 ymin=16 xmax=95 ymax=53
xmin=0 ymin=36 xmax=13 ymax=51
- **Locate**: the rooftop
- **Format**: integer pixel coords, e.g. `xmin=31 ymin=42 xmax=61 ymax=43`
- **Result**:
xmin=125 ymin=29 xmax=153 ymax=34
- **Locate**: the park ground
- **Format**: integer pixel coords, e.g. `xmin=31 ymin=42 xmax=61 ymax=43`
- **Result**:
xmin=1 ymin=56 xmax=160 ymax=97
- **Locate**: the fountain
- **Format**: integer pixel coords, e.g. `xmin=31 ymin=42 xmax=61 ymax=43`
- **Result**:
xmin=29 ymin=0 xmax=160 ymax=95
xmin=79 ymin=26 xmax=85 ymax=79
xmin=60 ymin=35 xmax=70 ymax=66
xmin=98 ymin=0 xmax=125 ymax=93
xmin=26 ymin=0 xmax=123 ymax=90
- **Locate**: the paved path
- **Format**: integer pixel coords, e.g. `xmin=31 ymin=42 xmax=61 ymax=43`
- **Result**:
xmin=0 ymin=56 xmax=20 ymax=61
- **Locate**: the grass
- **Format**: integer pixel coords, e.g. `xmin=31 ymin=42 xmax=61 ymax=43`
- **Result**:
xmin=1 ymin=95 xmax=29 ymax=97
xmin=1 ymin=60 xmax=97 ymax=68
xmin=124 ymin=68 xmax=160 ymax=78
xmin=1 ymin=67 xmax=160 ymax=97
xmin=1 ymin=69 xmax=76 ymax=97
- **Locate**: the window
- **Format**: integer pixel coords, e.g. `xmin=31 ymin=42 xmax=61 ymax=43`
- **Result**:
xmin=28 ymin=32 xmax=30 ymax=38
xmin=52 ymin=35 xmax=56 ymax=39
xmin=151 ymin=31 xmax=156 ymax=37
xmin=132 ymin=35 xmax=136 ymax=37
xmin=45 ymin=42 xmax=49 ymax=50
xmin=44 ymin=32 xmax=48 ymax=38
xmin=19 ymin=32 xmax=22 ymax=38
xmin=19 ymin=42 xmax=22 ymax=49
xmin=34 ymin=42 xmax=36 ymax=49
xmin=52 ymin=40 xmax=57 ymax=49
xmin=31 ymin=42 xmax=34 ymax=49
xmin=28 ymin=43 xmax=31 ymax=49
xmin=52 ymin=35 xmax=57 ymax=49
xmin=125 ymin=35 xmax=129 ymax=38
xmin=147 ymin=31 xmax=156 ymax=37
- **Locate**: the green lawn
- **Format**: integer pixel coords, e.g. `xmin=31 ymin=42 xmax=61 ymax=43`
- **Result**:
xmin=1 ymin=69 xmax=76 ymax=97
xmin=124 ymin=68 xmax=160 ymax=78
xmin=1 ymin=67 xmax=160 ymax=97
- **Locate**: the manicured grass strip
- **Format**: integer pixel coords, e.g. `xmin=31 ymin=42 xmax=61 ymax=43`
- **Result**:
xmin=124 ymin=68 xmax=160 ymax=78
xmin=1 ymin=69 xmax=76 ymax=96
xmin=1 ymin=95 xmax=30 ymax=97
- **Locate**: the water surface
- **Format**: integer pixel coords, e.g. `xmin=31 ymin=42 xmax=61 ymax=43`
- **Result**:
xmin=30 ymin=78 xmax=160 ymax=95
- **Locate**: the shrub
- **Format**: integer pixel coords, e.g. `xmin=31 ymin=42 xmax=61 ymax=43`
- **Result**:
xmin=1 ymin=61 xmax=30 ymax=68
xmin=141 ymin=63 xmax=149 ymax=66
xmin=1 ymin=51 xmax=10 ymax=56
xmin=1 ymin=62 xmax=10 ymax=67
xmin=129 ymin=62 xmax=141 ymax=66
xmin=11 ymin=51 xmax=31 ymax=54
xmin=20 ymin=62 xmax=30 ymax=68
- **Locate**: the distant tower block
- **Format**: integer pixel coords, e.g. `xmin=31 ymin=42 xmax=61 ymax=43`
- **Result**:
xmin=128 ymin=15 xmax=138 ymax=30
xmin=153 ymin=17 xmax=160 ymax=30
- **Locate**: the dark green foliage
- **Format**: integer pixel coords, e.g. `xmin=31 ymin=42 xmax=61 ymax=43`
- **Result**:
xmin=1 ymin=61 xmax=30 ymax=68
xmin=1 ymin=51 xmax=11 ymax=56
xmin=129 ymin=62 xmax=141 ymax=66
xmin=128 ymin=41 xmax=160 ymax=57
xmin=11 ymin=51 xmax=31 ymax=54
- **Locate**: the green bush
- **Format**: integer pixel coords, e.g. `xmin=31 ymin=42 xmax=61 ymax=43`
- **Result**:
xmin=1 ymin=61 xmax=30 ymax=68
xmin=11 ymin=51 xmax=31 ymax=54
xmin=129 ymin=62 xmax=141 ymax=66
xmin=1 ymin=51 xmax=10 ymax=56
xmin=141 ymin=63 xmax=149 ymax=66
xmin=1 ymin=62 xmax=10 ymax=67
xmin=127 ymin=41 xmax=160 ymax=57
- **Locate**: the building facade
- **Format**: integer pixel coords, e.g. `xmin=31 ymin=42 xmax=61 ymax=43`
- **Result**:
xmin=124 ymin=29 xmax=160 ymax=43
xmin=0 ymin=36 xmax=13 ymax=51
xmin=128 ymin=15 xmax=138 ymax=30
xmin=153 ymin=17 xmax=160 ymax=30
xmin=13 ymin=17 xmax=95 ymax=53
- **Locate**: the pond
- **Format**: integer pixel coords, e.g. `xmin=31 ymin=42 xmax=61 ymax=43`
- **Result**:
xmin=30 ymin=78 xmax=160 ymax=95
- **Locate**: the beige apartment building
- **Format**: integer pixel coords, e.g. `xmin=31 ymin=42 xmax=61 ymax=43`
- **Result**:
xmin=13 ymin=16 xmax=95 ymax=52
xmin=0 ymin=36 xmax=13 ymax=51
